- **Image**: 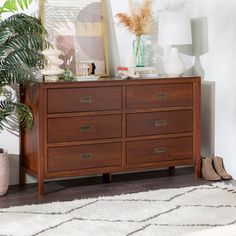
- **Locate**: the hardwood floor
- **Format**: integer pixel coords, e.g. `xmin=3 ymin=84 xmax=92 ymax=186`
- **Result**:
xmin=0 ymin=167 xmax=212 ymax=209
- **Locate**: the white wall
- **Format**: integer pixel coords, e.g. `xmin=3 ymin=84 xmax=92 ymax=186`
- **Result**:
xmin=192 ymin=0 xmax=236 ymax=178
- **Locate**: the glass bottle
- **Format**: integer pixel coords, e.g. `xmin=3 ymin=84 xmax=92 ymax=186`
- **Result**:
xmin=132 ymin=35 xmax=145 ymax=67
xmin=64 ymin=67 xmax=74 ymax=81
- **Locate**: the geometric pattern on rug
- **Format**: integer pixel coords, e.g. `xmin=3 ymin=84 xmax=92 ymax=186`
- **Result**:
xmin=0 ymin=183 xmax=236 ymax=236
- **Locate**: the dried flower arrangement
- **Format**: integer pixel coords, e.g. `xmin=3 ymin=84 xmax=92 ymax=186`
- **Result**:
xmin=116 ymin=0 xmax=155 ymax=36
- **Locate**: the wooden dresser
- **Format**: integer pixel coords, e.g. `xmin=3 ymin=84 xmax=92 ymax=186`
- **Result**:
xmin=21 ymin=76 xmax=201 ymax=196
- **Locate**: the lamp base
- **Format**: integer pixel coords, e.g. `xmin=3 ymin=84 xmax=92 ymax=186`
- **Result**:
xmin=163 ymin=47 xmax=185 ymax=77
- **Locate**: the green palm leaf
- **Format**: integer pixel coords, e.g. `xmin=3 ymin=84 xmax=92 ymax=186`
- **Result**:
xmin=0 ymin=9 xmax=49 ymax=133
xmin=0 ymin=14 xmax=48 ymax=87
xmin=0 ymin=0 xmax=33 ymax=15
xmin=3 ymin=48 xmax=44 ymax=67
xmin=0 ymin=0 xmax=18 ymax=14
xmin=12 ymin=101 xmax=33 ymax=130
xmin=0 ymin=100 xmax=33 ymax=131
xmin=0 ymin=66 xmax=36 ymax=85
xmin=0 ymin=28 xmax=14 ymax=46
xmin=0 ymin=14 xmax=47 ymax=35
xmin=5 ymin=34 xmax=49 ymax=50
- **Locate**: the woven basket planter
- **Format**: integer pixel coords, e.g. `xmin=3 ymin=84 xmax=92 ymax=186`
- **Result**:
xmin=0 ymin=151 xmax=9 ymax=196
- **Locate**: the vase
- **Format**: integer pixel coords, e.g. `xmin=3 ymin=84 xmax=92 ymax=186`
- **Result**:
xmin=0 ymin=150 xmax=9 ymax=196
xmin=163 ymin=47 xmax=185 ymax=76
xmin=133 ymin=35 xmax=145 ymax=67
xmin=64 ymin=68 xmax=74 ymax=81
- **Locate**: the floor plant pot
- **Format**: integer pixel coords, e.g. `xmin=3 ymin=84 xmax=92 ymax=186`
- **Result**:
xmin=0 ymin=150 xmax=9 ymax=196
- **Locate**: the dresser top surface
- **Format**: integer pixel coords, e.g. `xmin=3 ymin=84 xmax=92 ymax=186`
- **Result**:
xmin=36 ymin=76 xmax=201 ymax=88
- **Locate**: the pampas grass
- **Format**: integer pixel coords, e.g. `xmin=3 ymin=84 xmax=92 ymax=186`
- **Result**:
xmin=116 ymin=0 xmax=155 ymax=36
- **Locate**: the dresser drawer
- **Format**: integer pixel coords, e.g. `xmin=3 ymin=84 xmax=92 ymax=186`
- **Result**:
xmin=48 ymin=115 xmax=122 ymax=143
xmin=48 ymin=142 xmax=122 ymax=172
xmin=47 ymin=87 xmax=122 ymax=113
xmin=127 ymin=84 xmax=193 ymax=109
xmin=127 ymin=137 xmax=193 ymax=165
xmin=127 ymin=110 xmax=192 ymax=137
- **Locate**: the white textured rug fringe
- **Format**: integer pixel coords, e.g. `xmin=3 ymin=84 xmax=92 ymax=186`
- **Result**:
xmin=0 ymin=182 xmax=236 ymax=236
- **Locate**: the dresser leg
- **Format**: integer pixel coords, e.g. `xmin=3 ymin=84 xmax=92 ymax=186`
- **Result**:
xmin=103 ymin=173 xmax=112 ymax=183
xmin=168 ymin=166 xmax=175 ymax=175
xmin=19 ymin=166 xmax=26 ymax=185
xmin=195 ymin=161 xmax=202 ymax=179
xmin=38 ymin=178 xmax=44 ymax=198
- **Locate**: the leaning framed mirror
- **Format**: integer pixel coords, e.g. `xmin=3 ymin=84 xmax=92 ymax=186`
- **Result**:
xmin=39 ymin=0 xmax=109 ymax=76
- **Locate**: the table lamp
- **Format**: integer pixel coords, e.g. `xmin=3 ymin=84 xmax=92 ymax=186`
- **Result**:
xmin=158 ymin=12 xmax=192 ymax=76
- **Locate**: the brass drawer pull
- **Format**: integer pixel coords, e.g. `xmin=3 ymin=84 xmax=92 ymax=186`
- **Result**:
xmin=154 ymin=147 xmax=166 ymax=154
xmin=80 ymin=96 xmax=92 ymax=103
xmin=80 ymin=153 xmax=92 ymax=160
xmin=156 ymin=93 xmax=166 ymax=100
xmin=154 ymin=119 xmax=167 ymax=127
xmin=80 ymin=126 xmax=92 ymax=132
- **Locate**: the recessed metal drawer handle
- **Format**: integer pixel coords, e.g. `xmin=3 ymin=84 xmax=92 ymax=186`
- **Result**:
xmin=154 ymin=119 xmax=167 ymax=127
xmin=80 ymin=96 xmax=92 ymax=103
xmin=156 ymin=93 xmax=166 ymax=100
xmin=80 ymin=126 xmax=92 ymax=132
xmin=80 ymin=153 xmax=92 ymax=160
xmin=154 ymin=147 xmax=166 ymax=154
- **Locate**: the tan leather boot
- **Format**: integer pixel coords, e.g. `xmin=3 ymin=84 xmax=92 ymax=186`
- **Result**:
xmin=213 ymin=156 xmax=232 ymax=180
xmin=202 ymin=157 xmax=221 ymax=181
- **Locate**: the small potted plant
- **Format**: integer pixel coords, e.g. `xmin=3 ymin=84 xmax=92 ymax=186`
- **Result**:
xmin=0 ymin=0 xmax=48 ymax=196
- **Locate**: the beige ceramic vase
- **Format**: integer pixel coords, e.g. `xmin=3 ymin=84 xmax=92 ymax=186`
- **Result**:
xmin=0 ymin=150 xmax=9 ymax=196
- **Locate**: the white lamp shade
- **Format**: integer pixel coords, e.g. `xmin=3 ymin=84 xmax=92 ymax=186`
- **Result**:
xmin=158 ymin=12 xmax=192 ymax=45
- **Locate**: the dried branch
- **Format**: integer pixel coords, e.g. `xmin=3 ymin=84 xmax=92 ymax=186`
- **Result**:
xmin=116 ymin=0 xmax=155 ymax=36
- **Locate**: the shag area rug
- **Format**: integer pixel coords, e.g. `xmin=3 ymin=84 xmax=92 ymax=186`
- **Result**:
xmin=1 ymin=183 xmax=236 ymax=236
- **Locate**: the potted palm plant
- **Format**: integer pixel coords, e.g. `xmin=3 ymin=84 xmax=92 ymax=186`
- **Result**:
xmin=0 ymin=0 xmax=48 ymax=196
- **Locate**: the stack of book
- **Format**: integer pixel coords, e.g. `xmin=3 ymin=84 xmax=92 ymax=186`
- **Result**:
xmin=116 ymin=66 xmax=158 ymax=79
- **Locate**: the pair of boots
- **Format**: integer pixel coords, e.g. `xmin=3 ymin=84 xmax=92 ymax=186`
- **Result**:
xmin=202 ymin=156 xmax=232 ymax=181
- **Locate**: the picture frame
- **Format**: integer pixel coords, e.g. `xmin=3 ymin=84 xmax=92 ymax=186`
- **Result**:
xmin=39 ymin=0 xmax=109 ymax=76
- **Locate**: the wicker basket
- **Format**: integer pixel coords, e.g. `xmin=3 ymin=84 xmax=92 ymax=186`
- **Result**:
xmin=0 ymin=151 xmax=9 ymax=196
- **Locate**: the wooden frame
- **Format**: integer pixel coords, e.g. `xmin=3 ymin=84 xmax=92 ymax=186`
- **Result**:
xmin=39 ymin=0 xmax=109 ymax=76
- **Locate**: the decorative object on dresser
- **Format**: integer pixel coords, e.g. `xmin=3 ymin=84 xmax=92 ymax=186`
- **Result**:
xmin=158 ymin=12 xmax=192 ymax=76
xmin=116 ymin=0 xmax=156 ymax=67
xmin=20 ymin=76 xmax=201 ymax=197
xmin=41 ymin=45 xmax=65 ymax=82
xmin=63 ymin=55 xmax=74 ymax=81
xmin=116 ymin=66 xmax=158 ymax=79
xmin=40 ymin=0 xmax=109 ymax=76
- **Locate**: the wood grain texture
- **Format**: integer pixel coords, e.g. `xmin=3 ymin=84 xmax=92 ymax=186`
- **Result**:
xmin=21 ymin=76 xmax=201 ymax=196
xmin=193 ymin=79 xmax=201 ymax=178
xmin=44 ymin=159 xmax=194 ymax=179
xmin=47 ymin=87 xmax=122 ymax=113
xmin=127 ymin=83 xmax=193 ymax=109
xmin=127 ymin=110 xmax=193 ymax=137
xmin=47 ymin=142 xmax=122 ymax=172
xmin=127 ymin=137 xmax=193 ymax=165
xmin=47 ymin=115 xmax=122 ymax=143
xmin=20 ymin=84 xmax=40 ymax=174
